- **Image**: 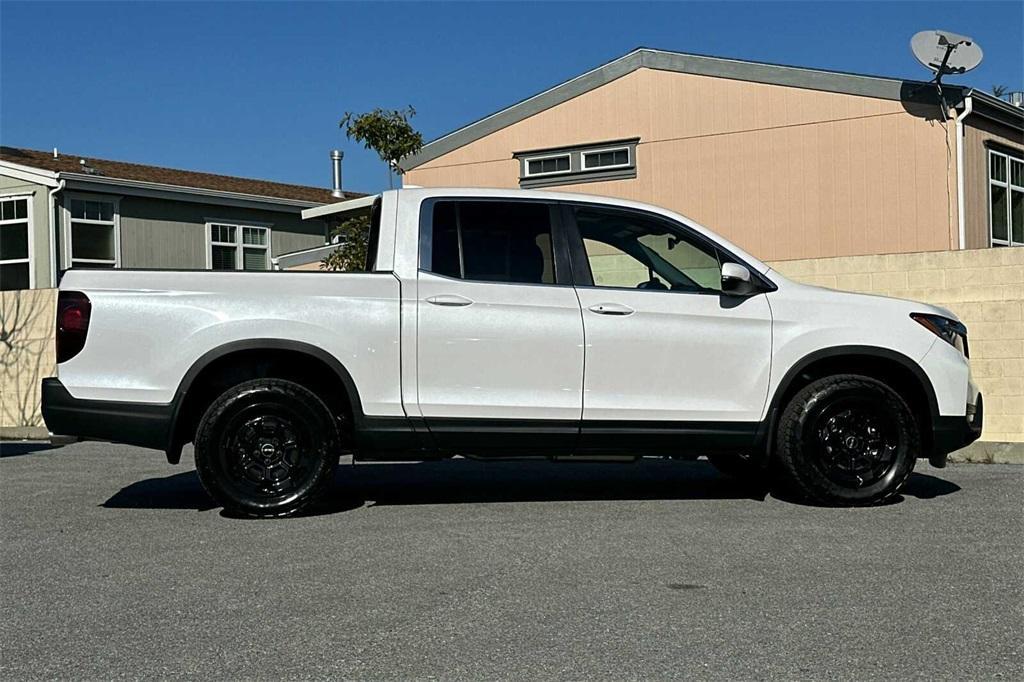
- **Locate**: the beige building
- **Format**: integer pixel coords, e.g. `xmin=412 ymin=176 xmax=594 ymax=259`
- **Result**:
xmin=403 ymin=48 xmax=1023 ymax=261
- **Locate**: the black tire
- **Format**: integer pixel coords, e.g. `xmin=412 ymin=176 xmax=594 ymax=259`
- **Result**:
xmin=194 ymin=378 xmax=340 ymax=517
xmin=707 ymin=453 xmax=765 ymax=485
xmin=776 ymin=374 xmax=918 ymax=506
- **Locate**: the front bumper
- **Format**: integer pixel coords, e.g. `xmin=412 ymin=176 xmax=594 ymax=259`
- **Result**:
xmin=929 ymin=393 xmax=984 ymax=468
xmin=41 ymin=378 xmax=173 ymax=451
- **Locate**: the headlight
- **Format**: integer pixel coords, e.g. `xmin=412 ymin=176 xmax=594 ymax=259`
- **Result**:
xmin=911 ymin=313 xmax=969 ymax=357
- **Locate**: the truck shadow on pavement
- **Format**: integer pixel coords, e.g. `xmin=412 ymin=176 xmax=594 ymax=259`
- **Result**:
xmin=101 ymin=458 xmax=962 ymax=517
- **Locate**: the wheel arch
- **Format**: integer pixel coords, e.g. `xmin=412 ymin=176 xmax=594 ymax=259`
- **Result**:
xmin=763 ymin=345 xmax=940 ymax=460
xmin=165 ymin=339 xmax=364 ymax=464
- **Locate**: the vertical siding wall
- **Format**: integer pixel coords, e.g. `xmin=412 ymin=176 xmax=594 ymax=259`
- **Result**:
xmin=406 ymin=68 xmax=959 ymax=262
xmin=962 ymin=117 xmax=1024 ymax=250
xmin=116 ymin=197 xmax=325 ymax=269
xmin=770 ymin=247 xmax=1024 ymax=443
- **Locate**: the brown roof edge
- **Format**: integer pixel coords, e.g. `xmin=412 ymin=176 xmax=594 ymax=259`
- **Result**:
xmin=0 ymin=146 xmax=366 ymax=205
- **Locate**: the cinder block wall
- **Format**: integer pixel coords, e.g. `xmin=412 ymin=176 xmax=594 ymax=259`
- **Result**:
xmin=1 ymin=288 xmax=56 ymax=436
xmin=3 ymin=248 xmax=1022 ymax=443
xmin=770 ymin=247 xmax=1024 ymax=443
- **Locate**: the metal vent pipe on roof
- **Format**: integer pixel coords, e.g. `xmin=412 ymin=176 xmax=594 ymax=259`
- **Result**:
xmin=330 ymin=150 xmax=345 ymax=199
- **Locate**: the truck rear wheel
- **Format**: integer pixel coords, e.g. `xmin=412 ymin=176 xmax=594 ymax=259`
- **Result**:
xmin=194 ymin=378 xmax=339 ymax=517
xmin=775 ymin=374 xmax=918 ymax=506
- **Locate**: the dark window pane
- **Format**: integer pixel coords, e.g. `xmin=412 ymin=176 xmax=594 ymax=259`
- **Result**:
xmin=71 ymin=261 xmax=115 ymax=269
xmin=0 ymin=223 xmax=29 ymax=260
xmin=1012 ymin=159 xmax=1024 ymax=189
xmin=429 ymin=201 xmax=555 ymax=285
xmin=527 ymin=155 xmax=569 ymax=175
xmin=991 ymin=185 xmax=1009 ymax=241
xmin=585 ymin=149 xmax=629 ymax=169
xmin=242 ymin=227 xmax=266 ymax=245
xmin=242 ymin=247 xmax=267 ymax=270
xmin=991 ymin=153 xmax=1007 ymax=182
xmin=211 ymin=245 xmax=237 ymax=270
xmin=1011 ymin=189 xmax=1023 ymax=244
xmin=70 ymin=199 xmax=86 ymax=219
xmin=1 ymin=201 xmax=10 ymax=221
xmin=14 ymin=199 xmax=27 ymax=220
xmin=0 ymin=262 xmax=30 ymax=290
xmin=71 ymin=222 xmax=116 ymax=261
xmin=460 ymin=202 xmax=554 ymax=284
xmin=430 ymin=201 xmax=461 ymax=278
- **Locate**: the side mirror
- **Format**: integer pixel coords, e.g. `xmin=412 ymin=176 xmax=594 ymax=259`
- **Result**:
xmin=721 ymin=262 xmax=756 ymax=296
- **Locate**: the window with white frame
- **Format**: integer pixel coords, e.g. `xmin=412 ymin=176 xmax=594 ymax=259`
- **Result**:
xmin=0 ymin=196 xmax=32 ymax=290
xmin=67 ymin=196 xmax=119 ymax=268
xmin=989 ymin=149 xmax=1023 ymax=247
xmin=582 ymin=146 xmax=630 ymax=170
xmin=207 ymin=223 xmax=271 ymax=270
xmin=516 ymin=138 xmax=639 ymax=188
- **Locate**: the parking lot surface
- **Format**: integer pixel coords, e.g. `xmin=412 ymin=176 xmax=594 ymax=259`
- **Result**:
xmin=1 ymin=440 xmax=1021 ymax=680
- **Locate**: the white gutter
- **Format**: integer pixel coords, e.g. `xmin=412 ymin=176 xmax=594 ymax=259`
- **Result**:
xmin=955 ymin=94 xmax=974 ymax=250
xmin=47 ymin=179 xmax=65 ymax=287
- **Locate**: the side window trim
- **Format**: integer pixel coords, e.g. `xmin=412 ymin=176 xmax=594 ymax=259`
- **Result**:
xmin=417 ymin=197 xmax=574 ymax=287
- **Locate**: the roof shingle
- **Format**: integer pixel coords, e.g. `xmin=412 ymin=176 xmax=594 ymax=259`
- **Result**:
xmin=0 ymin=146 xmax=361 ymax=204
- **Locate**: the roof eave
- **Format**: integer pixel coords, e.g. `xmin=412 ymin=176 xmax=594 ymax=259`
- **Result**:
xmin=59 ymin=172 xmax=326 ymax=209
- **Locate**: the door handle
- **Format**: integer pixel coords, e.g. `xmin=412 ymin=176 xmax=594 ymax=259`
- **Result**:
xmin=426 ymin=294 xmax=473 ymax=307
xmin=588 ymin=303 xmax=635 ymax=316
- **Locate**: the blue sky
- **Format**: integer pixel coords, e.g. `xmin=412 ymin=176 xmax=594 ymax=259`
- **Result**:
xmin=2 ymin=1 xmax=1021 ymax=194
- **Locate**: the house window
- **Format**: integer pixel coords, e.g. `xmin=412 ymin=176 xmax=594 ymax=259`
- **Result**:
xmin=207 ymin=223 xmax=271 ymax=270
xmin=582 ymin=147 xmax=630 ymax=170
xmin=989 ymin=149 xmax=1023 ymax=247
xmin=524 ymin=154 xmax=571 ymax=177
xmin=515 ymin=138 xmax=639 ymax=189
xmin=0 ymin=196 xmax=32 ymax=290
xmin=67 ymin=196 xmax=119 ymax=268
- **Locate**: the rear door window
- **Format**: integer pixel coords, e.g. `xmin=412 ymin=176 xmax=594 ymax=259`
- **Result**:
xmin=424 ymin=200 xmax=558 ymax=285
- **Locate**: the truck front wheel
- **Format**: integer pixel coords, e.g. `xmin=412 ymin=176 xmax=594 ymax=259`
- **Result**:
xmin=194 ymin=378 xmax=339 ymax=517
xmin=775 ymin=374 xmax=918 ymax=506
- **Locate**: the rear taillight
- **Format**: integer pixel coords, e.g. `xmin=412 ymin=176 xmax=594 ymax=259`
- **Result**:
xmin=56 ymin=291 xmax=91 ymax=363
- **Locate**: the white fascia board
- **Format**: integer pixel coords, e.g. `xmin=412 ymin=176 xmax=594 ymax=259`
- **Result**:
xmin=302 ymin=194 xmax=377 ymax=220
xmin=0 ymin=161 xmax=60 ymax=188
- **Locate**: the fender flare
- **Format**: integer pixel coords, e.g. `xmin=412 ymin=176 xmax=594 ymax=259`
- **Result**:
xmin=165 ymin=338 xmax=365 ymax=462
xmin=754 ymin=345 xmax=941 ymax=463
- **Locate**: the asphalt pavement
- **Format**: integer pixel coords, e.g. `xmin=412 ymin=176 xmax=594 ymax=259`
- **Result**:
xmin=1 ymin=440 xmax=1021 ymax=680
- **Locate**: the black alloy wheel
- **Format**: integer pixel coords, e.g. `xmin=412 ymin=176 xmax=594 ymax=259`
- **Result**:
xmin=776 ymin=374 xmax=919 ymax=506
xmin=194 ymin=378 xmax=340 ymax=517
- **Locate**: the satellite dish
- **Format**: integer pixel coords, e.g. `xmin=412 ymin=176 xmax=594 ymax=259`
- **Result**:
xmin=911 ymin=30 xmax=983 ymax=78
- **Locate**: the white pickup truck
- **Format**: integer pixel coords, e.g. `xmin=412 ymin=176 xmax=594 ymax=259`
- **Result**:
xmin=42 ymin=187 xmax=982 ymax=516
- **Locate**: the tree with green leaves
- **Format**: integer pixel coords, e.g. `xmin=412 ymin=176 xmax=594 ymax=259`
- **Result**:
xmin=320 ymin=213 xmax=370 ymax=272
xmin=339 ymin=106 xmax=424 ymax=188
xmin=323 ymin=106 xmax=424 ymax=271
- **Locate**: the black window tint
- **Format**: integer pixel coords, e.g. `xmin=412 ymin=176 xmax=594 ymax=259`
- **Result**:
xmin=430 ymin=201 xmax=461 ymax=278
xmin=429 ymin=201 xmax=555 ymax=285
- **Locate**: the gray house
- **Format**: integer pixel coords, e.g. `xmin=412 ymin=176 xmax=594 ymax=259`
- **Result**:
xmin=0 ymin=147 xmax=355 ymax=290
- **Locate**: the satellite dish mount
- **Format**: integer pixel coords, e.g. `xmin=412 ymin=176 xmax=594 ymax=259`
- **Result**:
xmin=909 ymin=29 xmax=984 ymax=112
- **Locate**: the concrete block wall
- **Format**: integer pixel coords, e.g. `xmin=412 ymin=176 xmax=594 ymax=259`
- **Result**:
xmin=1 ymin=288 xmax=56 ymax=437
xmin=3 ymin=247 xmax=1021 ymax=446
xmin=770 ymin=247 xmax=1024 ymax=443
